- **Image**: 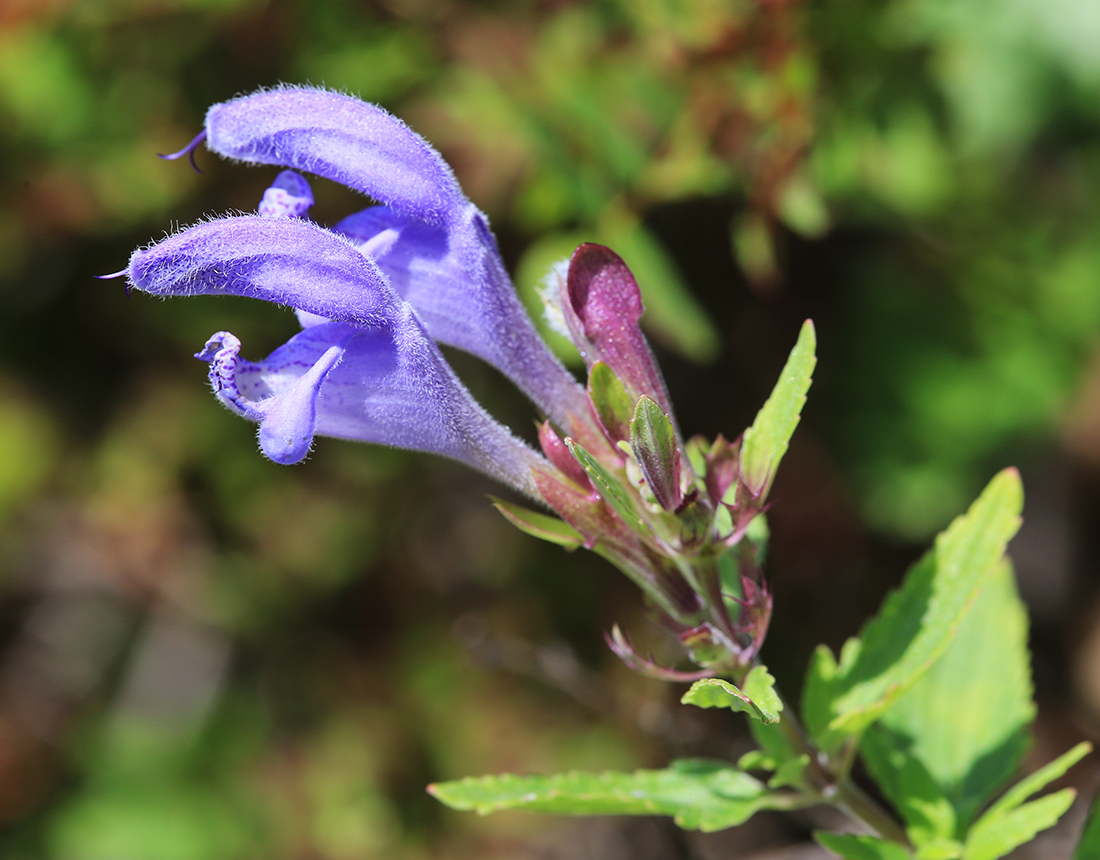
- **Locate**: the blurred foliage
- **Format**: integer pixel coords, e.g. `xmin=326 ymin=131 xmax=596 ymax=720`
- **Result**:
xmin=1 ymin=0 xmax=1099 ymax=857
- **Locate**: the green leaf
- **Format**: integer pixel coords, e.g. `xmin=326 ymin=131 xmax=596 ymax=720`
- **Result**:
xmin=429 ymin=759 xmax=795 ymax=832
xmin=588 ymin=362 xmax=635 ymax=442
xmin=566 ymin=439 xmax=648 ymax=533
xmin=742 ymin=665 xmax=783 ymax=723
xmin=732 ymin=211 xmax=778 ymax=285
xmin=862 ymin=563 xmax=1034 ymax=838
xmin=492 ymin=497 xmax=585 ymax=549
xmin=682 ymin=678 xmax=754 ymax=713
xmin=681 ymin=667 xmax=783 ymax=724
xmin=737 ymin=756 xmax=810 ymax=795
xmin=982 ymin=741 xmax=1090 ymax=820
xmin=814 ymin=469 xmax=1024 ymax=750
xmin=684 ymin=435 xmax=709 ymax=478
xmin=915 ymin=838 xmax=965 ymax=859
xmin=802 ymin=640 xmax=857 ymax=739
xmin=861 ymin=728 xmax=958 ymax=847
xmin=815 ymin=831 xmax=914 ymax=860
xmin=963 ymin=789 xmax=1077 ymax=860
xmin=744 ymin=711 xmax=796 ymax=766
xmin=743 ymin=707 xmax=810 ymax=791
xmin=769 ymin=754 xmax=812 ymax=792
xmin=1072 ymin=784 xmax=1100 ymax=860
xmin=630 ymin=395 xmax=681 ymax=511
xmin=739 ymin=320 xmax=816 ymax=498
xmin=962 ymin=741 xmax=1090 ymax=860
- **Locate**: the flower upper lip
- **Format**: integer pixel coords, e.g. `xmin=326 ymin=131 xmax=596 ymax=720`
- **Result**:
xmin=128 ymin=215 xmax=396 ymax=329
xmin=201 ymin=85 xmax=591 ymax=431
xmin=121 ymin=85 xmax=592 ymax=492
xmin=204 ymin=86 xmax=467 ymax=227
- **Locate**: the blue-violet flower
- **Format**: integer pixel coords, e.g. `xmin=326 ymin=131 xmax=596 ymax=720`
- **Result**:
xmin=119 ymin=85 xmax=793 ymax=679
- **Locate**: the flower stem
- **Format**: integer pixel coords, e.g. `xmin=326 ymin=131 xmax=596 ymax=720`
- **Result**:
xmin=772 ymin=692 xmax=911 ymax=847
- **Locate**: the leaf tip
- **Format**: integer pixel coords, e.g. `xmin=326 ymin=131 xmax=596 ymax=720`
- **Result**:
xmin=993 ymin=466 xmax=1024 ymax=498
xmin=795 ymin=319 xmax=817 ymax=358
xmin=987 ymin=467 xmax=1024 ymax=522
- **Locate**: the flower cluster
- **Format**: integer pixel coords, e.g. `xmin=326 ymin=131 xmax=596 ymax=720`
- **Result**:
xmin=118 ymin=86 xmax=803 ymax=680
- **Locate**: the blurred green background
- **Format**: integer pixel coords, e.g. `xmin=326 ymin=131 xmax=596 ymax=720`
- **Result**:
xmin=2 ymin=0 xmax=1100 ymax=857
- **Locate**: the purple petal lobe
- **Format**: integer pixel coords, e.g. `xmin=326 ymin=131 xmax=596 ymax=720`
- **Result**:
xmin=258 ymin=344 xmax=344 ymax=464
xmin=197 ymin=313 xmax=548 ymax=496
xmin=196 ymin=331 xmax=339 ymax=464
xmin=128 ymin=216 xmax=397 ymax=328
xmin=205 ymin=87 xmax=465 ymax=226
xmin=259 ymin=169 xmax=314 ymax=219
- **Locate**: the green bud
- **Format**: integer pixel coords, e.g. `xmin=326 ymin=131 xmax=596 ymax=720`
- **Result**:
xmin=587 ymin=361 xmax=635 ymax=443
xmin=630 ymin=395 xmax=682 ymax=511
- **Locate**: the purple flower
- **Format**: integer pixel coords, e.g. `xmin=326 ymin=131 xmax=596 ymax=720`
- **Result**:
xmin=122 ymin=85 xmax=592 ymax=494
xmin=199 ymin=86 xmax=589 ymax=426
xmin=121 ymin=85 xmax=786 ymax=678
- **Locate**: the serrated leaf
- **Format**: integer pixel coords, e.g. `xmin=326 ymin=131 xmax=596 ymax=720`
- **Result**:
xmin=816 ymin=469 xmax=1024 ymax=750
xmin=492 ymin=497 xmax=584 ymax=549
xmin=682 ymin=678 xmax=754 ymax=712
xmin=739 ymin=320 xmax=816 ymax=497
xmin=588 ymin=361 xmax=635 ymax=442
xmin=862 ymin=563 xmax=1034 ymax=838
xmin=566 ymin=438 xmax=647 ymax=533
xmin=815 ymin=830 xmax=914 ymax=860
xmin=630 ymin=395 xmax=681 ymax=511
xmin=742 ymin=666 xmax=783 ymax=723
xmin=429 ymin=759 xmax=793 ymax=832
xmin=964 ymin=789 xmax=1077 ymax=860
xmin=983 ymin=741 xmax=1091 ymax=820
xmin=681 ymin=668 xmax=782 ymax=724
xmin=961 ymin=742 xmax=1090 ymax=860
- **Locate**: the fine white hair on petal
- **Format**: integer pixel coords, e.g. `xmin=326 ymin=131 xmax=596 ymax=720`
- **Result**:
xmin=202 ymin=85 xmax=466 ymax=227
xmin=132 ymin=85 xmax=603 ymax=466
xmin=127 ymin=215 xmax=400 ymax=328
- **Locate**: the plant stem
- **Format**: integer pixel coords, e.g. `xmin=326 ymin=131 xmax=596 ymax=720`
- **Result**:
xmin=772 ymin=691 xmax=911 ymax=847
xmin=832 ymin=777 xmax=911 ymax=846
